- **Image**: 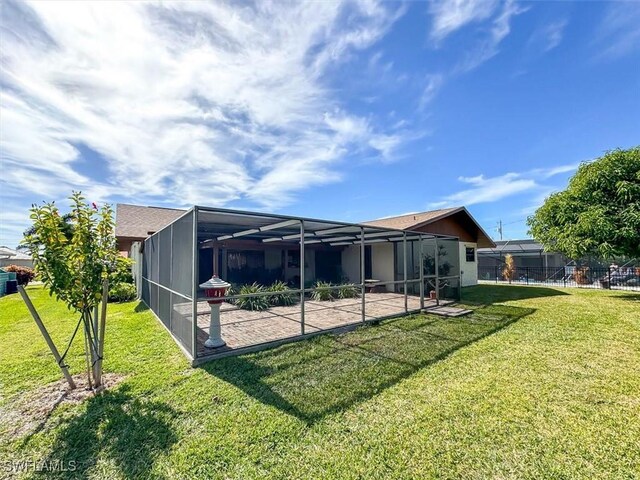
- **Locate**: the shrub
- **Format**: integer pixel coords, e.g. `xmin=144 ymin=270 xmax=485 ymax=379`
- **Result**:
xmin=3 ymin=265 xmax=35 ymax=286
xmin=225 ymin=284 xmax=238 ymax=305
xmin=235 ymin=283 xmax=271 ymax=311
xmin=337 ymin=284 xmax=360 ymax=299
xmin=110 ymin=256 xmax=134 ymax=285
xmin=108 ymin=282 xmax=137 ymax=302
xmin=311 ymin=281 xmax=334 ymax=301
xmin=268 ymin=280 xmax=297 ymax=306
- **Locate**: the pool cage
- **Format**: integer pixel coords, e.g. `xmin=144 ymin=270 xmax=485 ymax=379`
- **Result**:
xmin=140 ymin=206 xmax=461 ymax=365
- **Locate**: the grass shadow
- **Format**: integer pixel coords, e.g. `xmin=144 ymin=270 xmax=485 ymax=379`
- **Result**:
xmin=462 ymin=284 xmax=569 ymax=304
xmin=201 ymin=302 xmax=535 ymax=425
xmin=134 ymin=301 xmax=150 ymax=312
xmin=615 ymin=293 xmax=640 ymax=303
xmin=40 ymin=384 xmax=177 ymax=479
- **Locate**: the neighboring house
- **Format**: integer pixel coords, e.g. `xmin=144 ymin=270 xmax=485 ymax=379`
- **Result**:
xmin=477 ymin=240 xmax=569 ymax=272
xmin=116 ymin=204 xmax=493 ymax=288
xmin=477 ymin=240 xmax=637 ymax=277
xmin=115 ymin=204 xmax=185 ymax=256
xmin=363 ymin=207 xmax=495 ymax=287
xmin=0 ymin=246 xmax=34 ymax=269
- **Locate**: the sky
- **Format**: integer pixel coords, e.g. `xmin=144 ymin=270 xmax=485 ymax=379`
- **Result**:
xmin=1 ymin=0 xmax=639 ymax=248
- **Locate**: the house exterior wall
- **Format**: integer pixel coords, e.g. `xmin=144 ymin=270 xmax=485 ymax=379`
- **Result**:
xmin=415 ymin=216 xmax=476 ymax=243
xmin=0 ymin=258 xmax=33 ymax=269
xmin=341 ymin=245 xmax=361 ymax=283
xmin=371 ymin=243 xmax=394 ymax=283
xmin=117 ymin=237 xmax=138 ymax=257
xmin=459 ymin=242 xmax=478 ymax=287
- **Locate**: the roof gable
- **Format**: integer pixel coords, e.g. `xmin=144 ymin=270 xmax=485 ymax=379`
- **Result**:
xmin=363 ymin=207 xmax=496 ymax=248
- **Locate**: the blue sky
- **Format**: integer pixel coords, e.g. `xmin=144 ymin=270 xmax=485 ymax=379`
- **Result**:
xmin=1 ymin=0 xmax=639 ymax=248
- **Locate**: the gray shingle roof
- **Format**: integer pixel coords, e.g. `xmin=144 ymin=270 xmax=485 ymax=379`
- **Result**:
xmin=115 ymin=204 xmax=185 ymax=239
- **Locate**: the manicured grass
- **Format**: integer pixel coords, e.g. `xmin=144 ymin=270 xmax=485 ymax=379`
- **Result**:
xmin=0 ymin=285 xmax=638 ymax=479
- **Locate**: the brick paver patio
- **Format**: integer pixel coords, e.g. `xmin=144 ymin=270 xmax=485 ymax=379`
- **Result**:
xmin=192 ymin=293 xmax=449 ymax=356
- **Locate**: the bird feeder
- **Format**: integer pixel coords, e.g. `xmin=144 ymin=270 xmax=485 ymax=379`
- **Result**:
xmin=199 ymin=275 xmax=230 ymax=348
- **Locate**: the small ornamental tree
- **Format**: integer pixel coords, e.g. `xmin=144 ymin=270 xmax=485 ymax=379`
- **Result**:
xmin=23 ymin=192 xmax=117 ymax=389
xmin=503 ymin=254 xmax=516 ymax=283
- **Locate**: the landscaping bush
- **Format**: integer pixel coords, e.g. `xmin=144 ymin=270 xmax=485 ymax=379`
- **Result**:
xmin=235 ymin=283 xmax=271 ymax=311
xmin=225 ymin=284 xmax=238 ymax=305
xmin=108 ymin=282 xmax=137 ymax=302
xmin=268 ymin=280 xmax=297 ymax=307
xmin=337 ymin=284 xmax=360 ymax=299
xmin=110 ymin=256 xmax=134 ymax=285
xmin=3 ymin=265 xmax=35 ymax=286
xmin=311 ymin=281 xmax=334 ymax=301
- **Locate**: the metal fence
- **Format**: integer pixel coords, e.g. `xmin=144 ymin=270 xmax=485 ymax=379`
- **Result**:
xmin=479 ymin=265 xmax=640 ymax=291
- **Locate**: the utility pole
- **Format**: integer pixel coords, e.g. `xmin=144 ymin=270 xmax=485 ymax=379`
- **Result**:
xmin=496 ymin=220 xmax=503 ymax=240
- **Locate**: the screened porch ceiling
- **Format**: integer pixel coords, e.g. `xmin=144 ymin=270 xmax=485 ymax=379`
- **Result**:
xmin=196 ymin=207 xmax=456 ymax=247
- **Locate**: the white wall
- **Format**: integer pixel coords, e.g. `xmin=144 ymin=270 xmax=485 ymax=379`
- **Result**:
xmin=371 ymin=243 xmax=394 ymax=284
xmin=459 ymin=242 xmax=478 ymax=287
xmin=130 ymin=241 xmax=143 ymax=298
xmin=341 ymin=246 xmax=361 ymax=283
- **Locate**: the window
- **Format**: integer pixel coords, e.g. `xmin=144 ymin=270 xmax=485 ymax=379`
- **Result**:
xmin=465 ymin=247 xmax=475 ymax=262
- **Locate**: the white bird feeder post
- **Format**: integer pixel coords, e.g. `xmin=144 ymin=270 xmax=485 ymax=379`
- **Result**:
xmin=199 ymin=275 xmax=231 ymax=348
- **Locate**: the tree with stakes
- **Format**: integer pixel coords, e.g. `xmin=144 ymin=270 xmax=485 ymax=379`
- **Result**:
xmin=22 ymin=192 xmax=117 ymax=390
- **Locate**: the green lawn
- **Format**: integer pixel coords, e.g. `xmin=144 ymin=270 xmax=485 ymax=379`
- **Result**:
xmin=0 ymin=285 xmax=638 ymax=479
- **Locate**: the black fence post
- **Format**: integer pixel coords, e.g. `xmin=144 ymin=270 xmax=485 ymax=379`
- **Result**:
xmin=526 ymin=267 xmax=529 ymax=285
xmin=495 ymin=265 xmax=498 ymax=283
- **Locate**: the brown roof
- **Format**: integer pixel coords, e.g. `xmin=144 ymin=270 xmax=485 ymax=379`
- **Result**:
xmin=115 ymin=204 xmax=185 ymax=239
xmin=364 ymin=206 xmax=496 ymax=248
xmin=363 ymin=207 xmax=460 ymax=230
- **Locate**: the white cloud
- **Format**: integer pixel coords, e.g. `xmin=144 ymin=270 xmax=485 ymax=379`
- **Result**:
xmin=418 ymin=74 xmax=444 ymax=110
xmin=427 ymin=163 xmax=578 ymax=209
xmin=0 ymin=0 xmax=408 ymax=241
xmin=454 ymin=0 xmax=528 ymax=73
xmin=539 ymin=20 xmax=568 ymax=52
xmin=427 ymin=0 xmax=527 ymax=73
xmin=593 ymin=2 xmax=640 ymax=60
xmin=428 ymin=0 xmax=499 ymax=42
xmin=428 ymin=172 xmax=537 ymax=208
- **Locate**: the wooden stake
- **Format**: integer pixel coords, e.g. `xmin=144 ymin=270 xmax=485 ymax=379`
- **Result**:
xmin=18 ymin=286 xmax=76 ymax=390
xmin=83 ymin=315 xmax=94 ymax=390
xmin=95 ymin=279 xmax=108 ymax=387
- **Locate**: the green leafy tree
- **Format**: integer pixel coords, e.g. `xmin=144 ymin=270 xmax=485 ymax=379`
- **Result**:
xmin=527 ymin=147 xmax=640 ymax=259
xmin=23 ymin=192 xmax=117 ymax=388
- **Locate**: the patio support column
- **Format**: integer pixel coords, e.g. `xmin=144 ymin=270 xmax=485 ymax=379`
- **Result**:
xmin=403 ymin=232 xmax=408 ymax=313
xmin=360 ymin=226 xmax=365 ymax=323
xmin=300 ymin=220 xmax=305 ymax=335
xmin=434 ymin=237 xmax=440 ymax=306
xmin=419 ymin=234 xmax=425 ymax=310
xmin=191 ymin=207 xmax=198 ymax=360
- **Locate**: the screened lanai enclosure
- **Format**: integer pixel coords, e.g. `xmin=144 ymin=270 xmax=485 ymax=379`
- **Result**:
xmin=140 ymin=206 xmax=461 ymax=364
